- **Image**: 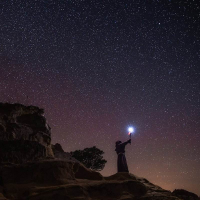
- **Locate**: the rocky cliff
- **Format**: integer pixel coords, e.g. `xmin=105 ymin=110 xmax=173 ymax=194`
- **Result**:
xmin=0 ymin=103 xmax=53 ymax=164
xmin=0 ymin=103 xmax=199 ymax=200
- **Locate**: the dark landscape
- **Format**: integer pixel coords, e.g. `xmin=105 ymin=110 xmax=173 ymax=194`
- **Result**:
xmin=0 ymin=103 xmax=199 ymax=200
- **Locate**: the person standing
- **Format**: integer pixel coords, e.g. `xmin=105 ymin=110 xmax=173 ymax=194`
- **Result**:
xmin=115 ymin=139 xmax=131 ymax=172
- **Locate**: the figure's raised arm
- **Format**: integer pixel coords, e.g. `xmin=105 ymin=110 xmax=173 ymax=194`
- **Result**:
xmin=120 ymin=139 xmax=131 ymax=147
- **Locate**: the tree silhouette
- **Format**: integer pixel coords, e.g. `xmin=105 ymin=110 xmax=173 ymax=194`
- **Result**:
xmin=70 ymin=146 xmax=107 ymax=171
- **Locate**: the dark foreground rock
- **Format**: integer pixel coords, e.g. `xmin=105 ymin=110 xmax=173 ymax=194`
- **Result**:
xmin=0 ymin=163 xmax=182 ymax=200
xmin=172 ymin=189 xmax=199 ymax=200
xmin=0 ymin=103 xmax=54 ymax=164
xmin=0 ymin=159 xmax=103 ymax=199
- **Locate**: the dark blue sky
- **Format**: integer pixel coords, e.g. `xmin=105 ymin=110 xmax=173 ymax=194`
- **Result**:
xmin=0 ymin=0 xmax=200 ymax=195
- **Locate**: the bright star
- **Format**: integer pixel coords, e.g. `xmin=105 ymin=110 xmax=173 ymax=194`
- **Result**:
xmin=128 ymin=127 xmax=135 ymax=133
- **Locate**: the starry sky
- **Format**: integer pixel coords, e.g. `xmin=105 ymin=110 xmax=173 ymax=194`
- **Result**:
xmin=0 ymin=0 xmax=200 ymax=196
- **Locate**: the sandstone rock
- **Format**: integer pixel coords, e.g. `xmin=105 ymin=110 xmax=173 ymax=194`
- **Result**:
xmin=52 ymin=143 xmax=79 ymax=163
xmin=26 ymin=184 xmax=89 ymax=200
xmin=0 ymin=185 xmax=7 ymax=200
xmin=0 ymin=159 xmax=102 ymax=185
xmin=105 ymin=172 xmax=137 ymax=181
xmin=172 ymin=189 xmax=199 ymax=200
xmin=0 ymin=193 xmax=7 ymax=200
xmin=0 ymin=157 xmax=195 ymax=200
xmin=0 ymin=160 xmax=75 ymax=186
xmin=0 ymin=103 xmax=54 ymax=164
xmin=52 ymin=143 xmax=64 ymax=153
xmin=0 ymin=159 xmax=103 ymax=199
xmin=51 ymin=143 xmax=103 ymax=180
xmin=0 ymin=123 xmax=6 ymax=132
xmin=86 ymin=180 xmax=147 ymax=199
xmin=2 ymin=178 xmax=147 ymax=200
xmin=0 ymin=140 xmax=47 ymax=164
xmin=136 ymin=177 xmax=180 ymax=200
xmin=73 ymin=162 xmax=103 ymax=180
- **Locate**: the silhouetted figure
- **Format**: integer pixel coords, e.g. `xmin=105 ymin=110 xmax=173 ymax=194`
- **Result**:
xmin=115 ymin=139 xmax=131 ymax=172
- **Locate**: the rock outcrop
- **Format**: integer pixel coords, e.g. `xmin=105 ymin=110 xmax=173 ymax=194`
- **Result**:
xmin=0 ymin=103 xmax=199 ymax=200
xmin=0 ymin=103 xmax=54 ymax=164
xmin=0 ymin=169 xmax=183 ymax=200
xmin=172 ymin=189 xmax=199 ymax=200
xmin=52 ymin=143 xmax=78 ymax=162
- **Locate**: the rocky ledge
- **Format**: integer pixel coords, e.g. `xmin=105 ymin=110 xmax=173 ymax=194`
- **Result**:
xmin=0 ymin=162 xmax=182 ymax=200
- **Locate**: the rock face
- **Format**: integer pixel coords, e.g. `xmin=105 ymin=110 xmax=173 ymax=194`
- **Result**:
xmin=0 ymin=169 xmax=183 ymax=200
xmin=0 ymin=103 xmax=54 ymax=164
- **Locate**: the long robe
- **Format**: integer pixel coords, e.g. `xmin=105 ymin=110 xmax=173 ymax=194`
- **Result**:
xmin=115 ymin=141 xmax=129 ymax=172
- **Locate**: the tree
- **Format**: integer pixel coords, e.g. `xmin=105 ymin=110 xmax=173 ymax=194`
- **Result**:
xmin=70 ymin=146 xmax=107 ymax=171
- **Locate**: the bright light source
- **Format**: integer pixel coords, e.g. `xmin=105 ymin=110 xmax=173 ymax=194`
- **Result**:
xmin=128 ymin=127 xmax=134 ymax=133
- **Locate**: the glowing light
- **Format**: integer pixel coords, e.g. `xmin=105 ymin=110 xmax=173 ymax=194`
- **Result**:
xmin=128 ymin=127 xmax=134 ymax=133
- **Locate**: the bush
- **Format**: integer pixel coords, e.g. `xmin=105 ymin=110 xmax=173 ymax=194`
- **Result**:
xmin=71 ymin=146 xmax=107 ymax=171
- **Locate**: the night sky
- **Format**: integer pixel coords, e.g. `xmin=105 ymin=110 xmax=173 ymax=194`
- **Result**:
xmin=1 ymin=0 xmax=200 ymax=196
